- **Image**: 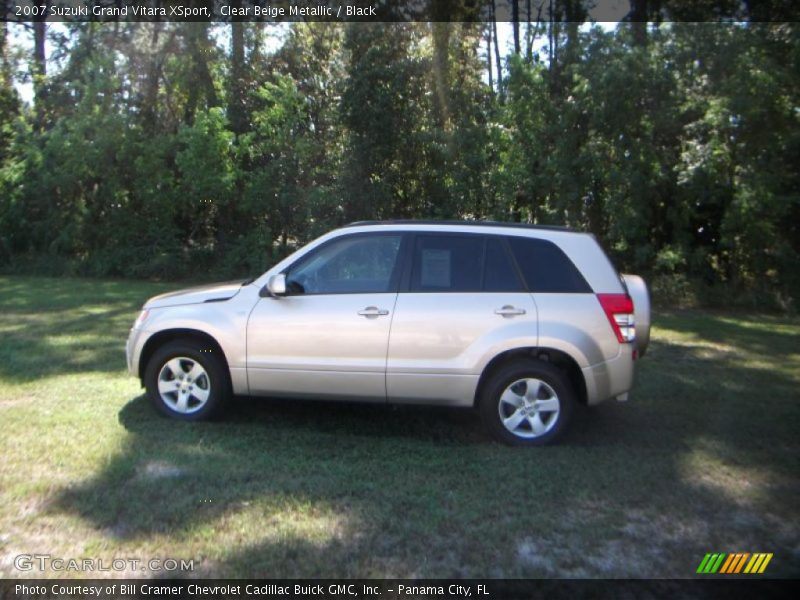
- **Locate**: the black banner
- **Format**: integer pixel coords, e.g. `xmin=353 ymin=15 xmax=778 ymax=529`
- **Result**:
xmin=3 ymin=0 xmax=800 ymax=23
xmin=0 ymin=579 xmax=795 ymax=600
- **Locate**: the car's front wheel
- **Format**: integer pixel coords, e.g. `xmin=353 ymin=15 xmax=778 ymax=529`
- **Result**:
xmin=479 ymin=359 xmax=575 ymax=446
xmin=144 ymin=341 xmax=229 ymax=420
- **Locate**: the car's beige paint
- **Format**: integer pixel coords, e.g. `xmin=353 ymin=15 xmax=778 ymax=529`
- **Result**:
xmin=127 ymin=223 xmax=646 ymax=407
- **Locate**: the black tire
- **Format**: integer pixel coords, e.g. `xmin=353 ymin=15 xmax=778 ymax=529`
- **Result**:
xmin=144 ymin=340 xmax=230 ymax=421
xmin=479 ymin=359 xmax=575 ymax=446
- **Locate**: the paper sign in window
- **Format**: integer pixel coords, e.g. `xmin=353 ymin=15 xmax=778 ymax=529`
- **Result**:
xmin=421 ymin=249 xmax=451 ymax=287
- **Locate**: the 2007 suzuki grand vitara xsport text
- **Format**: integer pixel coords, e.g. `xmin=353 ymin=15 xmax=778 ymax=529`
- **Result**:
xmin=126 ymin=221 xmax=650 ymax=446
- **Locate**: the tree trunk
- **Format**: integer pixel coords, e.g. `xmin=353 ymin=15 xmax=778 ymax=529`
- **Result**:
xmin=525 ymin=0 xmax=533 ymax=62
xmin=33 ymin=20 xmax=47 ymax=83
xmin=229 ymin=18 xmax=247 ymax=135
xmin=0 ymin=20 xmax=9 ymax=88
xmin=197 ymin=25 xmax=220 ymax=108
xmin=547 ymin=0 xmax=554 ymax=69
xmin=432 ymin=22 xmax=450 ymax=129
xmin=512 ymin=0 xmax=520 ymax=54
xmin=224 ymin=12 xmax=248 ymax=255
xmin=142 ymin=22 xmax=163 ymax=131
xmin=184 ymin=23 xmax=220 ymax=125
xmin=630 ymin=0 xmax=648 ymax=47
xmin=567 ymin=23 xmax=578 ymax=63
xmin=486 ymin=26 xmax=494 ymax=93
xmin=552 ymin=18 xmax=559 ymax=73
xmin=32 ymin=14 xmax=48 ymax=124
xmin=491 ymin=0 xmax=502 ymax=97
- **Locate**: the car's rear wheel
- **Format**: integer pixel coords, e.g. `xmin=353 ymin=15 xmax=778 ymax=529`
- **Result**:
xmin=144 ymin=341 xmax=229 ymax=420
xmin=479 ymin=359 xmax=575 ymax=446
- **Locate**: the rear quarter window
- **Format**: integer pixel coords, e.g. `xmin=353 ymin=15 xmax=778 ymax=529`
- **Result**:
xmin=508 ymin=236 xmax=592 ymax=293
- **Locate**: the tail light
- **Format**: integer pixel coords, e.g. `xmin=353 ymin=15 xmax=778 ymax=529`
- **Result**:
xmin=597 ymin=293 xmax=635 ymax=344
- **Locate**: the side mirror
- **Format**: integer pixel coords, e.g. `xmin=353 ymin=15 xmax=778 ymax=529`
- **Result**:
xmin=264 ymin=273 xmax=287 ymax=297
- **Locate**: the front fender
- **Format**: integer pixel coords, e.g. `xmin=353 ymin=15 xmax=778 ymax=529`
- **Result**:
xmin=145 ymin=296 xmax=249 ymax=368
xmin=134 ymin=286 xmax=260 ymax=393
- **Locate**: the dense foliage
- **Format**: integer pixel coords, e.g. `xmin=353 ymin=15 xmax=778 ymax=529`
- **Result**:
xmin=0 ymin=20 xmax=798 ymax=309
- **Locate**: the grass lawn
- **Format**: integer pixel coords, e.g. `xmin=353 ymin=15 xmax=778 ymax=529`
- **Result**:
xmin=0 ymin=275 xmax=798 ymax=578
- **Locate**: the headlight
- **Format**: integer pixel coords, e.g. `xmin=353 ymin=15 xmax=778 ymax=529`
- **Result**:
xmin=133 ymin=309 xmax=150 ymax=329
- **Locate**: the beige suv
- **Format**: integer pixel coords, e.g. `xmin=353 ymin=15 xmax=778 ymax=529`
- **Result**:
xmin=127 ymin=221 xmax=650 ymax=445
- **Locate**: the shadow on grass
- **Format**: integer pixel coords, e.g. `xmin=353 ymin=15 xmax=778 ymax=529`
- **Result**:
xmin=27 ymin=306 xmax=797 ymax=576
xmin=656 ymin=310 xmax=800 ymax=358
xmin=0 ymin=276 xmax=173 ymax=382
xmin=47 ymin=329 xmax=800 ymax=576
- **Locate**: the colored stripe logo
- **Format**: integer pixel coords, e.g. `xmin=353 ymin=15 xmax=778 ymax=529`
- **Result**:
xmin=697 ymin=553 xmax=773 ymax=574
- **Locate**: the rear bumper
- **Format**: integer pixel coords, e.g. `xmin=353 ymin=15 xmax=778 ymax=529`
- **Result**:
xmin=582 ymin=344 xmax=636 ymax=405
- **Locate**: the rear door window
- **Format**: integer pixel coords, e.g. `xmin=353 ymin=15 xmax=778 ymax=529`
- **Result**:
xmin=483 ymin=238 xmax=524 ymax=292
xmin=408 ymin=234 xmax=525 ymax=293
xmin=410 ymin=235 xmax=484 ymax=292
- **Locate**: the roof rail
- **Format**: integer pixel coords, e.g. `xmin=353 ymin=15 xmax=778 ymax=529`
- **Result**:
xmin=343 ymin=219 xmax=573 ymax=232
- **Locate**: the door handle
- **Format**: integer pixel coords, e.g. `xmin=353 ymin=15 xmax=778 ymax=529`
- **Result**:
xmin=495 ymin=305 xmax=526 ymax=317
xmin=358 ymin=306 xmax=389 ymax=317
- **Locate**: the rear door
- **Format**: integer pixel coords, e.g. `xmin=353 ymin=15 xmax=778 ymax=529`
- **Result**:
xmin=386 ymin=233 xmax=538 ymax=405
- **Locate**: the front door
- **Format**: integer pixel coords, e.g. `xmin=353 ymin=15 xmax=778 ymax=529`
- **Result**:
xmin=247 ymin=232 xmax=405 ymax=401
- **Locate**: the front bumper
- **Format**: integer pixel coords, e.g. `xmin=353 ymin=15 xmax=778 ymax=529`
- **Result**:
xmin=125 ymin=327 xmax=150 ymax=380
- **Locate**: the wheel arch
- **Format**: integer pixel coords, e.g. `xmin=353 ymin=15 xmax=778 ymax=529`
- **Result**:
xmin=138 ymin=328 xmax=231 ymax=384
xmin=474 ymin=347 xmax=588 ymax=407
